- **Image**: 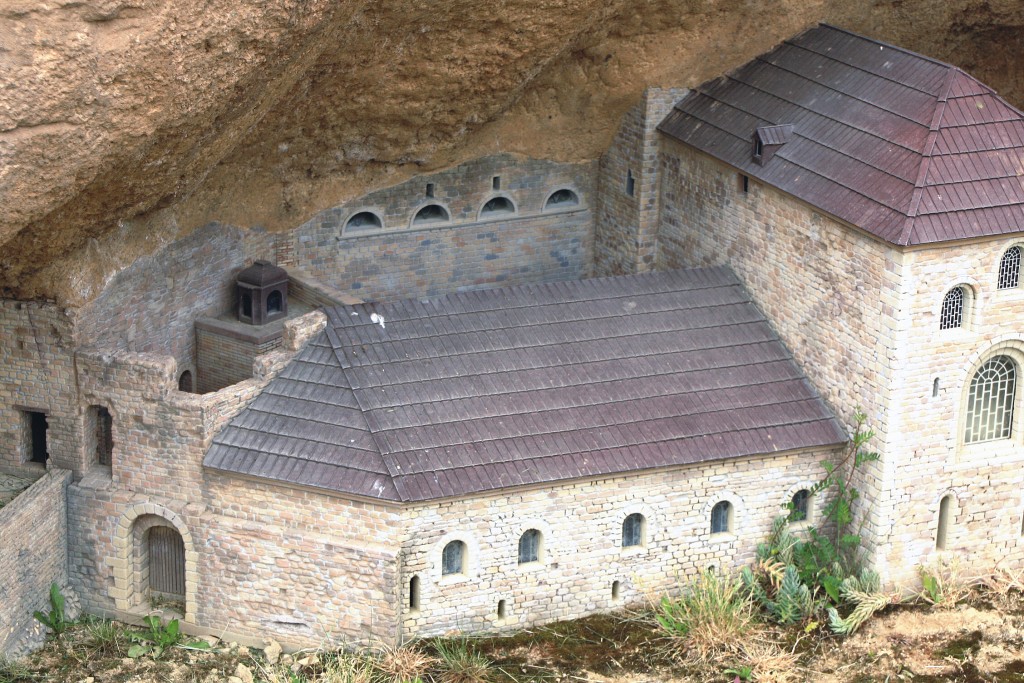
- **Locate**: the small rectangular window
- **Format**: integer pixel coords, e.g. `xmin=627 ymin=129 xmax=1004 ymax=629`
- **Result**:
xmin=626 ymin=169 xmax=635 ymax=197
xmin=94 ymin=406 xmax=113 ymax=467
xmin=425 ymin=183 xmax=435 ymax=198
xmin=492 ymin=176 xmax=501 ymax=191
xmin=24 ymin=410 xmax=49 ymax=464
xmin=740 ymin=174 xmax=750 ymax=194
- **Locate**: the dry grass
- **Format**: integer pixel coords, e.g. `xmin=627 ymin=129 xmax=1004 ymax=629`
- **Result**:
xmin=917 ymin=558 xmax=979 ymax=608
xmin=375 ymin=643 xmax=436 ymax=683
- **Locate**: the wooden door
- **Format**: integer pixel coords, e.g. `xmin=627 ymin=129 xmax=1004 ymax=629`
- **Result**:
xmin=148 ymin=526 xmax=185 ymax=598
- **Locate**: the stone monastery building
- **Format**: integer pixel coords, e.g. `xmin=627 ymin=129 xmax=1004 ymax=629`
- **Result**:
xmin=5 ymin=23 xmax=1024 ymax=653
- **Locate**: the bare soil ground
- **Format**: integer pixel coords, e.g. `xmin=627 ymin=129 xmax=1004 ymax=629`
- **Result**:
xmin=7 ymin=595 xmax=1024 ymax=682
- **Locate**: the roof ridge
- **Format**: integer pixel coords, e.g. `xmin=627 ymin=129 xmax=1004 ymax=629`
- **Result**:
xmin=898 ymin=65 xmax=958 ymax=246
xmin=816 ymin=23 xmax=958 ymax=71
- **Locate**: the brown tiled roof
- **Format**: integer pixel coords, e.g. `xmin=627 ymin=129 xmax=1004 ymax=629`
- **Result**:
xmin=204 ymin=268 xmax=847 ymax=502
xmin=658 ymin=24 xmax=1024 ymax=246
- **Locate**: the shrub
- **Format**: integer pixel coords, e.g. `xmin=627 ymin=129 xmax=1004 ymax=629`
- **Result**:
xmin=430 ymin=636 xmax=492 ymax=683
xmin=655 ymin=569 xmax=756 ymax=663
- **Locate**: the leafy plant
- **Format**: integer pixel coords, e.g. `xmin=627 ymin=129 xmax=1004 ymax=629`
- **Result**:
xmin=126 ymin=615 xmax=193 ymax=659
xmin=723 ymin=664 xmax=753 ymax=680
xmin=33 ymin=583 xmax=70 ymax=636
xmin=918 ymin=559 xmax=973 ymax=608
xmin=742 ymin=564 xmax=815 ymax=625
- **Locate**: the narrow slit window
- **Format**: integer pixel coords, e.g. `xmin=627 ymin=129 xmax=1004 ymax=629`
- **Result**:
xmin=611 ymin=580 xmax=621 ymax=600
xmin=492 ymin=176 xmax=501 ymax=191
xmin=94 ymin=406 xmax=113 ymax=467
xmin=939 ymin=287 xmax=964 ymax=329
xmin=409 ymin=575 xmax=420 ymax=611
xmin=999 ymin=246 xmax=1021 ymax=289
xmin=496 ymin=599 xmax=506 ymax=618
xmin=24 ymin=410 xmax=48 ymax=465
xmin=964 ymin=355 xmax=1016 ymax=444
xmin=933 ymin=377 xmax=940 ymax=398
xmin=936 ymin=495 xmax=952 ymax=550
xmin=740 ymin=174 xmax=749 ymax=194
xmin=626 ymin=169 xmax=635 ymax=196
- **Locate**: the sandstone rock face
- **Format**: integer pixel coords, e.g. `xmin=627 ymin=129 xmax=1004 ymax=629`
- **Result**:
xmin=2 ymin=0 xmax=1024 ymax=305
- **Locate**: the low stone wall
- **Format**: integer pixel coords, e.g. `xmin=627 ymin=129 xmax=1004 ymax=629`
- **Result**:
xmin=0 ymin=469 xmax=73 ymax=659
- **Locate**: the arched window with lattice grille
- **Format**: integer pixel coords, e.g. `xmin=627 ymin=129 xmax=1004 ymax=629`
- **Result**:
xmin=939 ymin=287 xmax=965 ymax=330
xmin=999 ymin=247 xmax=1021 ymax=289
xmin=964 ymin=356 xmax=1017 ymax=443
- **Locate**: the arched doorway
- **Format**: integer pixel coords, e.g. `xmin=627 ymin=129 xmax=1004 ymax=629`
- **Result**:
xmin=147 ymin=525 xmax=185 ymax=600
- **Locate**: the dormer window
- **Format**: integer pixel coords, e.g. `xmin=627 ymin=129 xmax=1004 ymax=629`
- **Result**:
xmin=752 ymin=124 xmax=794 ymax=165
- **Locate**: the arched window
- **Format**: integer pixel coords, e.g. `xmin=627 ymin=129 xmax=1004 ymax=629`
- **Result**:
xmin=344 ymin=211 xmax=383 ymax=234
xmin=622 ymin=513 xmax=645 ymax=548
xmin=939 ymin=287 xmax=964 ymax=330
xmin=544 ymin=189 xmax=580 ymax=210
xmin=790 ymin=489 xmax=811 ymax=523
xmin=413 ymin=204 xmax=450 ymax=225
xmin=441 ymin=540 xmax=466 ymax=576
xmin=710 ymin=501 xmax=733 ymax=534
xmin=999 ymin=246 xmax=1021 ymax=289
xmin=480 ymin=196 xmax=515 ymax=218
xmin=267 ymin=290 xmax=283 ymax=314
xmin=518 ymin=529 xmax=542 ymax=564
xmin=965 ymin=355 xmax=1017 ymax=443
xmin=147 ymin=526 xmax=185 ymax=600
xmin=178 ymin=370 xmax=193 ymax=393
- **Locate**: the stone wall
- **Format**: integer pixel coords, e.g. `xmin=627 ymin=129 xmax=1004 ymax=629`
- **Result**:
xmin=655 ymin=140 xmax=902 ymax=568
xmin=872 ymin=237 xmax=1024 ymax=584
xmin=594 ymin=87 xmax=686 ymax=276
xmin=0 ymin=301 xmax=82 ymax=478
xmin=288 ymin=154 xmax=595 ymax=303
xmin=0 ymin=469 xmax=73 ymax=659
xmin=400 ymin=447 xmax=836 ymax=639
xmin=73 ymin=222 xmax=279 ymax=376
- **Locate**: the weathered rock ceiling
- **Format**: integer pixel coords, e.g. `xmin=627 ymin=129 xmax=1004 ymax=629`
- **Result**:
xmin=2 ymin=0 xmax=1024 ymax=305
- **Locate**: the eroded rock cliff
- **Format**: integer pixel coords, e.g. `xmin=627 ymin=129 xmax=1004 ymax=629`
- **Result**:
xmin=3 ymin=0 xmax=1024 ymax=305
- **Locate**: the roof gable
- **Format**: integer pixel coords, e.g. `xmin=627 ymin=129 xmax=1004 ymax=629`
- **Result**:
xmin=659 ymin=24 xmax=1024 ymax=246
xmin=204 ymin=268 xmax=847 ymax=502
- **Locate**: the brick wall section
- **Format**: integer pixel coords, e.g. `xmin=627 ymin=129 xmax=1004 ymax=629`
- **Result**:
xmin=594 ymin=87 xmax=687 ymax=276
xmin=655 ymin=140 xmax=902 ymax=570
xmin=0 ymin=469 xmax=73 ymax=659
xmin=74 ymin=223 xmax=277 ymax=375
xmin=287 ymin=268 xmax=363 ymax=308
xmin=195 ymin=326 xmax=280 ymax=394
xmin=0 ymin=301 xmax=83 ymax=478
xmin=292 ymin=154 xmax=595 ymax=302
xmin=871 ymin=238 xmax=1024 ymax=584
xmin=400 ymin=448 xmax=836 ymax=638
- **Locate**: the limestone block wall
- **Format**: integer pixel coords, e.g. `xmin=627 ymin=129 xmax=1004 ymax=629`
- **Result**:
xmin=198 ymin=475 xmax=401 ymax=647
xmin=874 ymin=238 xmax=1024 ymax=584
xmin=594 ymin=87 xmax=686 ymax=276
xmin=0 ymin=301 xmax=82 ymax=478
xmin=289 ymin=154 xmax=595 ymax=303
xmin=68 ymin=312 xmax=328 ymax=629
xmin=656 ymin=140 xmax=901 ymax=567
xmin=0 ymin=469 xmax=73 ymax=659
xmin=73 ymin=222 xmax=279 ymax=376
xmin=399 ymin=448 xmax=837 ymax=639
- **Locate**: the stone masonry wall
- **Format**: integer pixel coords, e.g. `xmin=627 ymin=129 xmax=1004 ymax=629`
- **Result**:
xmin=0 ymin=301 xmax=83 ymax=478
xmin=873 ymin=238 xmax=1024 ymax=584
xmin=289 ymin=154 xmax=595 ymax=303
xmin=400 ymin=447 xmax=837 ymax=639
xmin=594 ymin=87 xmax=686 ymax=276
xmin=656 ymin=140 xmax=901 ymax=569
xmin=74 ymin=222 xmax=278 ymax=377
xmin=0 ymin=469 xmax=73 ymax=659
xmin=67 ymin=313 xmax=327 ymax=636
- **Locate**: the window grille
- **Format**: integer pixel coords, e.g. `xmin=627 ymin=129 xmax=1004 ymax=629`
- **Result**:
xmin=710 ymin=501 xmax=732 ymax=534
xmin=939 ymin=287 xmax=964 ymax=329
xmin=965 ymin=355 xmax=1017 ymax=443
xmin=999 ymin=246 xmax=1021 ymax=289
xmin=95 ymin=406 xmax=113 ymax=466
xmin=791 ymin=489 xmax=810 ymax=522
xmin=441 ymin=540 xmax=465 ymax=576
xmin=518 ymin=529 xmax=541 ymax=564
xmin=621 ymin=513 xmax=645 ymax=548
